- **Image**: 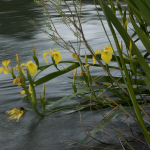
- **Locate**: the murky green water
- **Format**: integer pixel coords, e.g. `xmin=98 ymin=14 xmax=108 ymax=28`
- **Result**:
xmin=0 ymin=0 xmax=148 ymax=149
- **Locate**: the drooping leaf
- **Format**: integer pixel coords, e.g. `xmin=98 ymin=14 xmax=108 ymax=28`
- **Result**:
xmin=35 ymin=63 xmax=80 ymax=86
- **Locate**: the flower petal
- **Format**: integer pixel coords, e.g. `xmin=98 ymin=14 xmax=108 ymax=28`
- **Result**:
xmin=95 ymin=50 xmax=103 ymax=54
xmin=92 ymin=56 xmax=96 ymax=65
xmin=2 ymin=60 xmax=10 ymax=68
xmin=8 ymin=111 xmax=23 ymax=120
xmin=3 ymin=69 xmax=9 ymax=74
xmin=104 ymin=46 xmax=113 ymax=53
xmin=101 ymin=50 xmax=112 ymax=64
xmin=20 ymin=90 xmax=25 ymax=95
xmin=53 ymin=51 xmax=61 ymax=64
xmin=26 ymin=61 xmax=37 ymax=75
xmin=43 ymin=52 xmax=51 ymax=64
xmin=6 ymin=108 xmax=24 ymax=120
xmin=20 ymin=63 xmax=26 ymax=67
xmin=92 ymin=50 xmax=103 ymax=65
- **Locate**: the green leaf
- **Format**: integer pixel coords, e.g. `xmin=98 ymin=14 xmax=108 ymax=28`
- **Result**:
xmin=96 ymin=0 xmax=150 ymax=81
xmin=126 ymin=0 xmax=150 ymax=26
xmin=141 ymin=76 xmax=150 ymax=92
xmin=35 ymin=63 xmax=80 ymax=86
xmin=130 ymin=15 xmax=150 ymax=55
xmin=43 ymin=87 xmax=96 ymax=114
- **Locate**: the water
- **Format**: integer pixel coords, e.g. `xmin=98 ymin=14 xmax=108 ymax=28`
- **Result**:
xmin=0 ymin=0 xmax=149 ymax=149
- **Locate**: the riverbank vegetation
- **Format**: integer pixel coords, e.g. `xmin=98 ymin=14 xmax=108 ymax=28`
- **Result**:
xmin=2 ymin=0 xmax=150 ymax=149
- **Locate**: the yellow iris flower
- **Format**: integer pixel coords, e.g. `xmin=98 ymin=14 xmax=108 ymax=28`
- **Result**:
xmin=0 ymin=60 xmax=11 ymax=74
xmin=21 ymin=61 xmax=37 ymax=76
xmin=43 ymin=48 xmax=61 ymax=64
xmin=5 ymin=108 xmax=24 ymax=120
xmin=15 ymin=61 xmax=37 ymax=76
xmin=93 ymin=46 xmax=113 ymax=65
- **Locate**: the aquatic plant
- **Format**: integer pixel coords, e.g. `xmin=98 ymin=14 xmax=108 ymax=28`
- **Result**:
xmin=2 ymin=0 xmax=150 ymax=149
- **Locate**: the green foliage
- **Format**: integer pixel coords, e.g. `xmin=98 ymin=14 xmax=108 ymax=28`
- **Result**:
xmin=3 ymin=0 xmax=150 ymax=148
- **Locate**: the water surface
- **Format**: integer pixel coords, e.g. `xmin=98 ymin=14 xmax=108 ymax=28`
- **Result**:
xmin=0 ymin=0 xmax=148 ymax=149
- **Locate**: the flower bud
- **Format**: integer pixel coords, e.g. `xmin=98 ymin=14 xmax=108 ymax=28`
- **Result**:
xmin=16 ymin=54 xmax=19 ymax=63
xmin=73 ymin=69 xmax=77 ymax=84
xmin=123 ymin=55 xmax=126 ymax=58
xmin=85 ymin=51 xmax=88 ymax=65
xmin=43 ymin=84 xmax=45 ymax=99
xmin=133 ymin=55 xmax=137 ymax=59
xmin=103 ymin=83 xmax=110 ymax=86
xmin=85 ymin=64 xmax=90 ymax=68
xmin=120 ymin=40 xmax=122 ymax=51
xmin=124 ymin=17 xmax=129 ymax=29
xmin=80 ymin=71 xmax=83 ymax=76
xmin=74 ymin=69 xmax=77 ymax=77
xmin=33 ymin=45 xmax=36 ymax=56
xmin=129 ymin=41 xmax=132 ymax=57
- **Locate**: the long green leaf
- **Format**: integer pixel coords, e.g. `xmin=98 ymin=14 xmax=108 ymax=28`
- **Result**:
xmin=35 ymin=63 xmax=80 ymax=86
xmin=141 ymin=76 xmax=150 ymax=92
xmin=132 ymin=0 xmax=150 ymax=24
xmin=126 ymin=0 xmax=150 ymax=26
xmin=130 ymin=15 xmax=150 ymax=55
xmin=43 ymin=86 xmax=98 ymax=115
xmin=96 ymin=0 xmax=150 ymax=81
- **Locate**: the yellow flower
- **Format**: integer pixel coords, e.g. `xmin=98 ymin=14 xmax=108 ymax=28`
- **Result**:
xmin=43 ymin=48 xmax=61 ymax=64
xmin=0 ymin=60 xmax=11 ymax=74
xmin=5 ymin=108 xmax=24 ymax=120
xmin=101 ymin=46 xmax=113 ymax=64
xmin=26 ymin=61 xmax=37 ymax=76
xmin=20 ymin=90 xmax=25 ymax=95
xmin=93 ymin=46 xmax=113 ymax=65
xmin=20 ymin=61 xmax=37 ymax=76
